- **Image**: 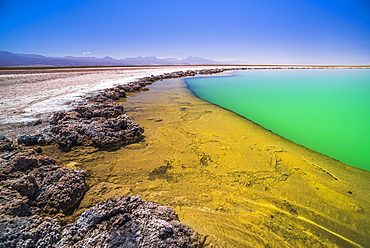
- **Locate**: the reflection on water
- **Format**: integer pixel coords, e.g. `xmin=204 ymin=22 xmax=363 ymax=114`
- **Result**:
xmin=45 ymin=78 xmax=370 ymax=247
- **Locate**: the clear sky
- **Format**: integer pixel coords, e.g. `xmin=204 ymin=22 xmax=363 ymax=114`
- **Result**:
xmin=1 ymin=0 xmax=369 ymax=64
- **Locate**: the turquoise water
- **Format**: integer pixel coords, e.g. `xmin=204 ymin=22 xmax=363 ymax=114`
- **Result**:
xmin=185 ymin=69 xmax=370 ymax=171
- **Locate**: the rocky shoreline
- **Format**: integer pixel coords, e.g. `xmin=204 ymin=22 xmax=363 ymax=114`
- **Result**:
xmin=16 ymin=68 xmax=231 ymax=150
xmin=0 ymin=68 xmax=238 ymax=247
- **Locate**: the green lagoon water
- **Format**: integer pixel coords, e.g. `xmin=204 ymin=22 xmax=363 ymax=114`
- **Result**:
xmin=185 ymin=69 xmax=370 ymax=171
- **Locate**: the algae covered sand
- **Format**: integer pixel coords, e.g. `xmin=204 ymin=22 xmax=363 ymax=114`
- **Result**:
xmin=46 ymin=77 xmax=370 ymax=247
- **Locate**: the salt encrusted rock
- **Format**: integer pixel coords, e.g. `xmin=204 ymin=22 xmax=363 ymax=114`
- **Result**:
xmin=18 ymin=102 xmax=143 ymax=149
xmin=50 ymin=102 xmax=125 ymax=124
xmin=87 ymin=81 xmax=148 ymax=102
xmin=0 ymin=215 xmax=61 ymax=248
xmin=58 ymin=196 xmax=201 ymax=248
xmin=48 ymin=114 xmax=143 ymax=149
xmin=102 ymin=87 xmax=127 ymax=100
xmin=26 ymin=119 xmax=43 ymax=126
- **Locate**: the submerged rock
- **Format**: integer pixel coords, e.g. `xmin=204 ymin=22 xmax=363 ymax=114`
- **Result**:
xmin=76 ymin=182 xmax=131 ymax=215
xmin=58 ymin=196 xmax=201 ymax=248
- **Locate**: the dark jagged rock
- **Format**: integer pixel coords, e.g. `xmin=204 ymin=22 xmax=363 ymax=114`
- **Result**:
xmin=17 ymin=133 xmax=52 ymax=146
xmin=86 ymin=81 xmax=148 ymax=102
xmin=102 ymin=87 xmax=127 ymax=100
xmin=12 ymin=152 xmax=55 ymax=172
xmin=0 ymin=215 xmax=61 ymax=248
xmin=0 ymin=145 xmax=87 ymax=246
xmin=58 ymin=196 xmax=201 ymax=248
xmin=0 ymin=196 xmax=203 ymax=248
xmin=0 ymin=136 xmax=14 ymax=152
xmin=117 ymin=82 xmax=147 ymax=93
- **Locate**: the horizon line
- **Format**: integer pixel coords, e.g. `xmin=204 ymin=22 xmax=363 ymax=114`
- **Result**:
xmin=1 ymin=64 xmax=370 ymax=71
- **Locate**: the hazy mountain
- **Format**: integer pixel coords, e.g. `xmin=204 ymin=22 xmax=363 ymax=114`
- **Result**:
xmin=0 ymin=51 xmax=247 ymax=67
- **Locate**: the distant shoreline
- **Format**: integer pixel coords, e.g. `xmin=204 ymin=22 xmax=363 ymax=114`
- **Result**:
xmin=1 ymin=64 xmax=369 ymax=70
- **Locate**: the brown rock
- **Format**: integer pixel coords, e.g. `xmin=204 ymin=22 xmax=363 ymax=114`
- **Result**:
xmin=0 ymin=148 xmax=56 ymax=180
xmin=29 ymin=165 xmax=86 ymax=215
xmin=0 ymin=186 xmax=30 ymax=217
xmin=0 ymin=147 xmax=86 ymax=216
xmin=1 ymin=175 xmax=38 ymax=197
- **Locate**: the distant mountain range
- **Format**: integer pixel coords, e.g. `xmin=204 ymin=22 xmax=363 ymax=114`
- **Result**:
xmin=0 ymin=51 xmax=246 ymax=67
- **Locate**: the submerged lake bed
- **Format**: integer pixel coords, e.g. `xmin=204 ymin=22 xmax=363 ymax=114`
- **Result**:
xmin=186 ymin=69 xmax=370 ymax=171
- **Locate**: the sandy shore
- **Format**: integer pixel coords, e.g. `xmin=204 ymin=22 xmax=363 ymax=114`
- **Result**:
xmin=42 ymin=76 xmax=370 ymax=247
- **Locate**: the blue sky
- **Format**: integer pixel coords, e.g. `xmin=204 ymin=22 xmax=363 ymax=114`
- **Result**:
xmin=1 ymin=0 xmax=369 ymax=64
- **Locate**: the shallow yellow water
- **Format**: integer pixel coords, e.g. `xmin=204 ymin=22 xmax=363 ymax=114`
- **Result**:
xmin=46 ymin=78 xmax=370 ymax=247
